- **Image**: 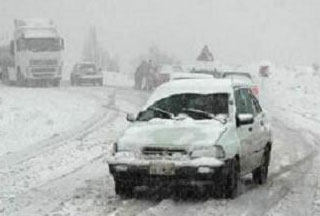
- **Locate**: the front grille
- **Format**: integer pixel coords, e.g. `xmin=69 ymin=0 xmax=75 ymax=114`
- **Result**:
xmin=142 ymin=147 xmax=187 ymax=156
xmin=31 ymin=67 xmax=56 ymax=73
xmin=30 ymin=59 xmax=58 ymax=66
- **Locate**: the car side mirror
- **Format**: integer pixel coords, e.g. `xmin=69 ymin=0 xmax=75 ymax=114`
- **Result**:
xmin=238 ymin=113 xmax=254 ymax=125
xmin=126 ymin=113 xmax=136 ymax=122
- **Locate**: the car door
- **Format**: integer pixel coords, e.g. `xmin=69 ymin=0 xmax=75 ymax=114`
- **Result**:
xmin=234 ymin=88 xmax=256 ymax=174
xmin=250 ymin=92 xmax=269 ymax=166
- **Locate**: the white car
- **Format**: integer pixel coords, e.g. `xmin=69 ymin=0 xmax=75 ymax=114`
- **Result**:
xmin=108 ymin=79 xmax=272 ymax=198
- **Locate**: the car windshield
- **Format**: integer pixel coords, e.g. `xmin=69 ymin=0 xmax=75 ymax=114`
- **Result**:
xmin=18 ymin=38 xmax=62 ymax=52
xmin=78 ymin=64 xmax=97 ymax=73
xmin=137 ymin=93 xmax=229 ymax=121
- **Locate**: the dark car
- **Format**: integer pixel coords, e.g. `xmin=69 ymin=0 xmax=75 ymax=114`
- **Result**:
xmin=70 ymin=62 xmax=103 ymax=86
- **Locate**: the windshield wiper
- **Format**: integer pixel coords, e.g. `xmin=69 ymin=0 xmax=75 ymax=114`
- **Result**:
xmin=149 ymin=107 xmax=174 ymax=119
xmin=182 ymin=108 xmax=226 ymax=124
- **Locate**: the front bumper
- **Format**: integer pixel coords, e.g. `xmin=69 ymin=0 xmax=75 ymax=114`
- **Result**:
xmin=108 ymin=158 xmax=227 ymax=186
xmin=27 ymin=66 xmax=62 ymax=80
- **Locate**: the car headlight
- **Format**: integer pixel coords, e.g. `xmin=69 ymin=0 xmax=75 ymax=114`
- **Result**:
xmin=114 ymin=151 xmax=135 ymax=159
xmin=191 ymin=145 xmax=225 ymax=159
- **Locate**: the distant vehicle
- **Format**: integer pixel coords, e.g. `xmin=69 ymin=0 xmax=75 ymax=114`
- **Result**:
xmin=137 ymin=64 xmax=184 ymax=91
xmin=190 ymin=66 xmax=221 ymax=78
xmin=70 ymin=62 xmax=103 ymax=86
xmin=170 ymin=72 xmax=213 ymax=80
xmin=0 ymin=18 xmax=64 ymax=87
xmin=259 ymin=65 xmax=270 ymax=77
xmin=158 ymin=64 xmax=184 ymax=82
xmin=108 ymin=79 xmax=272 ymax=198
xmin=221 ymin=72 xmax=259 ymax=97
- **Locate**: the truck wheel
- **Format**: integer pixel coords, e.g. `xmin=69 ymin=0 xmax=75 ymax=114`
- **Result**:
xmin=252 ymin=148 xmax=270 ymax=185
xmin=2 ymin=70 xmax=10 ymax=85
xmin=115 ymin=180 xmax=134 ymax=198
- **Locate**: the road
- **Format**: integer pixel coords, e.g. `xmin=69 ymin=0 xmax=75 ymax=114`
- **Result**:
xmin=0 ymin=73 xmax=320 ymax=215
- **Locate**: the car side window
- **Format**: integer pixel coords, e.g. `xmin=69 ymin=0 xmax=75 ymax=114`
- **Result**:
xmin=251 ymin=94 xmax=263 ymax=115
xmin=234 ymin=88 xmax=254 ymax=114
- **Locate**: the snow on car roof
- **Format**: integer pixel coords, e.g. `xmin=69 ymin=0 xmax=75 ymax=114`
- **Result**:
xmin=144 ymin=79 xmax=235 ymax=108
xmin=23 ymin=29 xmax=59 ymax=38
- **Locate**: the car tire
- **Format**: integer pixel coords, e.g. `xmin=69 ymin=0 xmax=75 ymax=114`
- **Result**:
xmin=226 ymin=158 xmax=240 ymax=199
xmin=2 ymin=70 xmax=10 ymax=85
xmin=114 ymin=180 xmax=134 ymax=198
xmin=252 ymin=148 xmax=270 ymax=185
xmin=52 ymin=80 xmax=60 ymax=87
xmin=215 ymin=158 xmax=240 ymax=199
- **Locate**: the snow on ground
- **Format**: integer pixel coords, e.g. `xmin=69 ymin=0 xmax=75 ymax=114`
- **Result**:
xmin=3 ymin=65 xmax=320 ymax=216
xmin=103 ymin=72 xmax=134 ymax=88
xmin=0 ymin=87 xmax=101 ymax=156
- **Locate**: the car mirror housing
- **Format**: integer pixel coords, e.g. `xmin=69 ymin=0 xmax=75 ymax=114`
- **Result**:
xmin=238 ymin=113 xmax=254 ymax=125
xmin=126 ymin=113 xmax=136 ymax=122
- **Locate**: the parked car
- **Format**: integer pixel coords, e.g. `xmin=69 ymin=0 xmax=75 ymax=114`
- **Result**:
xmin=221 ymin=71 xmax=259 ymax=97
xmin=108 ymin=79 xmax=272 ymax=198
xmin=70 ymin=62 xmax=103 ymax=86
xmin=170 ymin=72 xmax=213 ymax=80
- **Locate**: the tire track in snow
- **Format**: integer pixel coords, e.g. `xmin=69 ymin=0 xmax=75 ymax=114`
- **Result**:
xmin=0 ymin=87 xmax=149 ymax=215
xmin=0 ymin=87 xmax=116 ymax=169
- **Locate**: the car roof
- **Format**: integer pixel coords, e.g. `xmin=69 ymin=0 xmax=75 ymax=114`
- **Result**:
xmin=221 ymin=71 xmax=252 ymax=79
xmin=144 ymin=79 xmax=247 ymax=108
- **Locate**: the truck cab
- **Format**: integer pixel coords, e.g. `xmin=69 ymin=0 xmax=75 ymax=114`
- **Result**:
xmin=5 ymin=19 xmax=64 ymax=87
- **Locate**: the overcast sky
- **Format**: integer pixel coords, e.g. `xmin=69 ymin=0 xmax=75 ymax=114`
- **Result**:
xmin=0 ymin=0 xmax=320 ymax=69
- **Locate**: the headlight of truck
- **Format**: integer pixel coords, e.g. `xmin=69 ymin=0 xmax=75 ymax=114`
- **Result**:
xmin=191 ymin=145 xmax=225 ymax=159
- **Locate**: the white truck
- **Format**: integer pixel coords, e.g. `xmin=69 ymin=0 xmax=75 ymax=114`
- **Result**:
xmin=0 ymin=19 xmax=64 ymax=87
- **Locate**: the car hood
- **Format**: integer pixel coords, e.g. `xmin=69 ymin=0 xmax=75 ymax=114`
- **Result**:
xmin=117 ymin=118 xmax=227 ymax=151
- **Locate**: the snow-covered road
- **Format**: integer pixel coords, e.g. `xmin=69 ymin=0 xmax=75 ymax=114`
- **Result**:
xmin=1 ymin=67 xmax=320 ymax=216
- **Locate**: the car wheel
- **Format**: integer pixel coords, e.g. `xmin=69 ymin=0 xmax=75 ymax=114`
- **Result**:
xmin=215 ymin=158 xmax=240 ymax=199
xmin=52 ymin=80 xmax=60 ymax=87
xmin=252 ymin=148 xmax=270 ymax=185
xmin=99 ymin=79 xmax=103 ymax=86
xmin=115 ymin=180 xmax=134 ymax=198
xmin=17 ymin=71 xmax=26 ymax=87
xmin=226 ymin=158 xmax=240 ymax=199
